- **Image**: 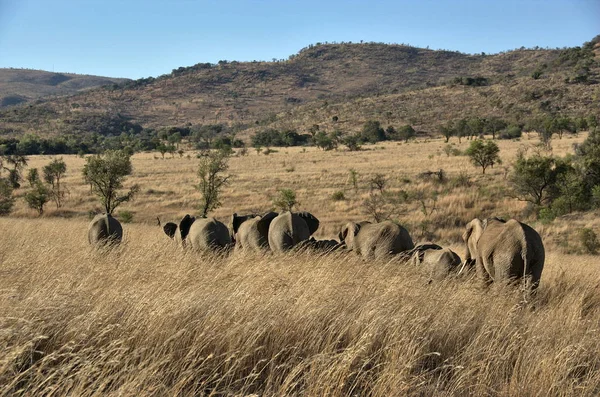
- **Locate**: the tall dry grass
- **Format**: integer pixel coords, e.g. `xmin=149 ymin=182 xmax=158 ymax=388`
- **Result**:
xmin=2 ymin=218 xmax=600 ymax=396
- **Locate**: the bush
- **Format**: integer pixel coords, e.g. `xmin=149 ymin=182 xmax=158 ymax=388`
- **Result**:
xmin=118 ymin=210 xmax=134 ymax=224
xmin=331 ymin=191 xmax=346 ymax=201
xmin=272 ymin=189 xmax=298 ymax=211
xmin=537 ymin=207 xmax=556 ymax=224
xmin=579 ymin=228 xmax=600 ymax=255
xmin=499 ymin=125 xmax=522 ymax=140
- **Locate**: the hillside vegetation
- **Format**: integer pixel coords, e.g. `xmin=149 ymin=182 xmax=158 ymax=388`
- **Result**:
xmin=0 ymin=37 xmax=598 ymax=141
xmin=0 ymin=68 xmax=128 ymax=108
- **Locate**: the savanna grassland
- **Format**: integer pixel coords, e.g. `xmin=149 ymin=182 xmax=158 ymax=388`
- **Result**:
xmin=3 ymin=134 xmax=600 ymax=396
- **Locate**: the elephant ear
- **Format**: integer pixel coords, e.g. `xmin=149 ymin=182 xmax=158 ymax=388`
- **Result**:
xmin=163 ymin=222 xmax=178 ymax=239
xmin=296 ymin=211 xmax=320 ymax=235
xmin=339 ymin=222 xmax=360 ymax=242
xmin=231 ymin=213 xmax=245 ymax=235
xmin=179 ymin=214 xmax=195 ymax=241
xmin=257 ymin=211 xmax=278 ymax=237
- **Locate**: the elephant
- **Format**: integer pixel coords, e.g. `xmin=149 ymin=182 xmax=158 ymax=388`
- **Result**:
xmin=400 ymin=243 xmax=462 ymax=281
xmin=268 ymin=211 xmax=319 ymax=252
xmin=88 ymin=213 xmax=123 ymax=246
xmin=339 ymin=220 xmax=414 ymax=259
xmin=461 ymin=217 xmax=545 ymax=290
xmin=162 ymin=214 xmax=196 ymax=247
xmin=296 ymin=237 xmax=346 ymax=253
xmin=163 ymin=214 xmax=231 ymax=251
xmin=230 ymin=211 xmax=278 ymax=251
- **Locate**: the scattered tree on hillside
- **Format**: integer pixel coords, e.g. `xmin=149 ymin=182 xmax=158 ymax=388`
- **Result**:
xmin=465 ymin=140 xmax=501 ymax=174
xmin=197 ymin=150 xmax=231 ymax=217
xmin=43 ymin=158 xmax=67 ymax=208
xmin=82 ymin=150 xmax=139 ymax=214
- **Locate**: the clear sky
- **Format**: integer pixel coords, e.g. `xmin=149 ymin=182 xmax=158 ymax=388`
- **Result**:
xmin=0 ymin=0 xmax=598 ymax=79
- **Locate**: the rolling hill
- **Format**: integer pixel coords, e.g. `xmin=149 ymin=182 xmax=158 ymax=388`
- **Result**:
xmin=0 ymin=36 xmax=598 ymax=140
xmin=0 ymin=68 xmax=129 ymax=107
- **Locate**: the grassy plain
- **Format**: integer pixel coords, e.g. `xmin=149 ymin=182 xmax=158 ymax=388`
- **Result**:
xmin=3 ymin=134 xmax=600 ymax=395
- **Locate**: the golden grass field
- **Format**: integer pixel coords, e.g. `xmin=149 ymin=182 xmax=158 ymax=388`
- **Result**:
xmin=3 ymin=134 xmax=600 ymax=395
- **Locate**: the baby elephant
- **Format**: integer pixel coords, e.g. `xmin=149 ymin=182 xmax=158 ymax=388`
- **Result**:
xmin=88 ymin=213 xmax=123 ymax=246
xmin=296 ymin=237 xmax=345 ymax=253
xmin=402 ymin=243 xmax=462 ymax=281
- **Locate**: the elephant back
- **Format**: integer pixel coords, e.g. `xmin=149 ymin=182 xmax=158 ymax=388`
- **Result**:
xmin=358 ymin=221 xmax=413 ymax=258
xmin=88 ymin=213 xmax=123 ymax=245
xmin=268 ymin=211 xmax=311 ymax=252
xmin=188 ymin=217 xmax=232 ymax=250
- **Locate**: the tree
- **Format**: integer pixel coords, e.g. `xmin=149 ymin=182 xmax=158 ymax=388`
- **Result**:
xmin=82 ymin=150 xmax=139 ymax=214
xmin=484 ymin=117 xmax=507 ymax=140
xmin=342 ymin=134 xmax=362 ymax=151
xmin=272 ymin=188 xmax=298 ymax=211
xmin=0 ymin=154 xmax=28 ymax=189
xmin=438 ymin=122 xmax=455 ymax=143
xmin=397 ymin=125 xmax=416 ymax=142
xmin=24 ymin=181 xmax=51 ymax=216
xmin=465 ymin=140 xmax=501 ymax=174
xmin=314 ymin=131 xmax=335 ymax=150
xmin=43 ymin=158 xmax=67 ymax=208
xmin=0 ymin=178 xmax=14 ymax=215
xmin=197 ymin=150 xmax=231 ymax=217
xmin=509 ymin=153 xmax=569 ymax=206
xmin=360 ymin=120 xmax=385 ymax=143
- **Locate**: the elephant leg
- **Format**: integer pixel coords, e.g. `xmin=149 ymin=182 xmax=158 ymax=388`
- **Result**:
xmin=476 ymin=256 xmax=492 ymax=289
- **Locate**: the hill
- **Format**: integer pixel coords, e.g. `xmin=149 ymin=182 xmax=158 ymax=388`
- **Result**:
xmin=0 ymin=68 xmax=129 ymax=107
xmin=0 ymin=37 xmax=598 ymax=140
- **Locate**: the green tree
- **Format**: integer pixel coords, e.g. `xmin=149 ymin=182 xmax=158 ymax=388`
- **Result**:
xmin=0 ymin=178 xmax=14 ymax=215
xmin=82 ymin=150 xmax=139 ymax=214
xmin=43 ymin=158 xmax=67 ymax=208
xmin=314 ymin=131 xmax=335 ymax=150
xmin=484 ymin=117 xmax=507 ymax=140
xmin=27 ymin=168 xmax=40 ymax=188
xmin=509 ymin=153 xmax=570 ymax=206
xmin=272 ymin=188 xmax=298 ymax=212
xmin=397 ymin=125 xmax=416 ymax=142
xmin=342 ymin=134 xmax=362 ymax=151
xmin=24 ymin=181 xmax=51 ymax=216
xmin=465 ymin=140 xmax=501 ymax=174
xmin=360 ymin=120 xmax=385 ymax=143
xmin=197 ymin=150 xmax=231 ymax=217
xmin=438 ymin=121 xmax=455 ymax=143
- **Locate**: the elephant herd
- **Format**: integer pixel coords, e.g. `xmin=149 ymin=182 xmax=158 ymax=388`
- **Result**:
xmin=88 ymin=210 xmax=546 ymax=290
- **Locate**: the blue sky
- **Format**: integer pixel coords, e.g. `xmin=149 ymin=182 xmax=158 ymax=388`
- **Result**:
xmin=0 ymin=0 xmax=598 ymax=79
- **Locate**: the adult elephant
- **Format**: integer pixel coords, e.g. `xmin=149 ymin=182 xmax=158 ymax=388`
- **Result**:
xmin=268 ymin=211 xmax=319 ymax=252
xmin=231 ymin=211 xmax=278 ymax=251
xmin=339 ymin=220 xmax=414 ymax=259
xmin=163 ymin=214 xmax=231 ymax=250
xmin=88 ymin=213 xmax=123 ymax=246
xmin=401 ymin=243 xmax=461 ymax=281
xmin=461 ymin=218 xmax=545 ymax=290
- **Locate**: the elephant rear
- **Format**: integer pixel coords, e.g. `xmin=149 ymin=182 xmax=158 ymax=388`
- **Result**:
xmin=88 ymin=213 xmax=123 ymax=246
xmin=188 ymin=217 xmax=231 ymax=250
xmin=363 ymin=221 xmax=413 ymax=258
xmin=268 ymin=212 xmax=311 ymax=252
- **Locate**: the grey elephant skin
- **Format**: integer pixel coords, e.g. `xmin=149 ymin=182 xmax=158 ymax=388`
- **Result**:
xmin=268 ymin=211 xmax=319 ymax=252
xmin=88 ymin=213 xmax=123 ymax=246
xmin=401 ymin=243 xmax=461 ymax=281
xmin=297 ymin=237 xmax=345 ymax=253
xmin=164 ymin=215 xmax=231 ymax=250
xmin=339 ymin=220 xmax=414 ymax=258
xmin=231 ymin=212 xmax=278 ymax=251
xmin=463 ymin=218 xmax=545 ymax=289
